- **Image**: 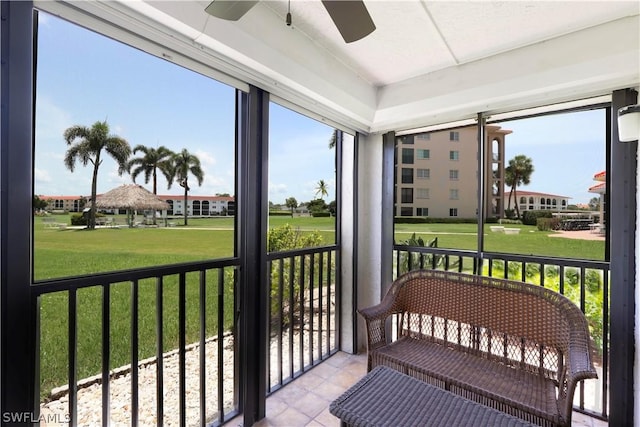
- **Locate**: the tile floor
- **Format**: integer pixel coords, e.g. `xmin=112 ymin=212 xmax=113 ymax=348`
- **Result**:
xmin=231 ymin=351 xmax=608 ymax=427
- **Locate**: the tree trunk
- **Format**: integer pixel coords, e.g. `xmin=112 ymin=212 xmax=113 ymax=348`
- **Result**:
xmin=183 ymin=179 xmax=188 ymax=226
xmin=152 ymin=170 xmax=157 ymax=225
xmin=514 ymin=187 xmax=520 ymax=219
xmin=89 ymin=158 xmax=100 ymax=230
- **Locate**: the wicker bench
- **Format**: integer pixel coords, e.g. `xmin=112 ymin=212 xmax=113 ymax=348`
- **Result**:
xmin=359 ymin=270 xmax=597 ymax=427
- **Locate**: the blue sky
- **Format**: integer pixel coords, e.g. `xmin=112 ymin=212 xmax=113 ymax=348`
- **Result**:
xmin=500 ymin=109 xmax=606 ymax=204
xmin=35 ymin=12 xmax=605 ymax=206
xmin=35 ymin=12 xmax=336 ymax=205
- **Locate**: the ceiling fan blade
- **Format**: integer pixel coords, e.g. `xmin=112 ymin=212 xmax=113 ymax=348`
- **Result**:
xmin=205 ymin=1 xmax=258 ymax=21
xmin=321 ymin=0 xmax=376 ymax=43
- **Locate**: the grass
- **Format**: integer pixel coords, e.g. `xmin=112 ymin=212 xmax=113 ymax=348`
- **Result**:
xmin=34 ymin=214 xmax=604 ymax=398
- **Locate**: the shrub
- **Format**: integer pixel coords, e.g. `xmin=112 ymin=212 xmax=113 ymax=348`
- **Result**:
xmin=70 ymin=212 xmax=106 ymax=226
xmin=311 ymin=211 xmax=331 ymax=217
xmin=394 ymin=217 xmax=493 ymax=224
xmin=267 ymin=224 xmax=324 ymax=329
xmin=521 ymin=210 xmax=552 ymax=226
xmin=268 ymin=212 xmax=292 ymax=217
xmin=537 ymin=217 xmax=560 ymax=231
xmin=396 ymin=233 xmax=459 ymax=273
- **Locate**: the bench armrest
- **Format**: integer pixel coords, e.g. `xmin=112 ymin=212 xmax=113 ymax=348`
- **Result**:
xmin=358 ymin=293 xmax=403 ymax=370
xmin=558 ymin=332 xmax=598 ymax=424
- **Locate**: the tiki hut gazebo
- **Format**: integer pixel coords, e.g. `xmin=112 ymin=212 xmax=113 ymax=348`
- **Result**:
xmin=95 ymin=184 xmax=169 ymax=227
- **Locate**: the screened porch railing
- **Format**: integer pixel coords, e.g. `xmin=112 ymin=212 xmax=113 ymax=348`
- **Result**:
xmin=267 ymin=245 xmax=340 ymax=393
xmin=33 ymin=258 xmax=240 ymax=427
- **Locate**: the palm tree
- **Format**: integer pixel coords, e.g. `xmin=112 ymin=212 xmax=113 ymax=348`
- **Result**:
xmin=285 ymin=197 xmax=298 ymax=217
xmin=328 ymin=129 xmax=338 ymax=149
xmin=127 ymin=145 xmax=174 ymax=194
xmin=315 ymin=179 xmax=329 ymax=200
xmin=169 ymin=149 xmax=204 ymax=226
xmin=127 ymin=145 xmax=174 ymax=225
xmin=505 ymin=154 xmax=534 ymax=219
xmin=63 ymin=120 xmax=131 ymax=230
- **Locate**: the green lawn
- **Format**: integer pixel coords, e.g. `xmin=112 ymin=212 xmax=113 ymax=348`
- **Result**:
xmin=34 ymin=214 xmax=604 ymax=399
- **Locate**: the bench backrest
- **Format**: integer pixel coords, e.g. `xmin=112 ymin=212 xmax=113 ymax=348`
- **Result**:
xmin=388 ymin=270 xmax=590 ymax=378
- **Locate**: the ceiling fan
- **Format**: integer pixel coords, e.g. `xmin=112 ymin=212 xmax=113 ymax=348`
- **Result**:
xmin=204 ymin=0 xmax=376 ymax=43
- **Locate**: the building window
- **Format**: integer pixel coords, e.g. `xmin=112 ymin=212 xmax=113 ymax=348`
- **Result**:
xmin=401 ymin=188 xmax=413 ymax=204
xmin=400 ymin=207 xmax=413 ymax=216
xmin=450 ymin=131 xmax=459 ymax=141
xmin=401 ymin=135 xmax=414 ymax=144
xmin=449 ymin=150 xmax=459 ymax=161
xmin=402 ymin=148 xmax=414 ymax=164
xmin=417 ymin=168 xmax=430 ymax=179
xmin=401 ymin=168 xmax=414 ymax=184
xmin=552 ymin=199 xmax=557 ymax=206
xmin=416 ymin=133 xmax=430 ymax=140
xmin=416 ymin=207 xmax=429 ymax=216
xmin=449 ymin=169 xmax=459 ymax=180
xmin=449 ymin=189 xmax=459 ymax=200
xmin=449 ymin=208 xmax=458 ymax=217
xmin=417 ymin=149 xmax=430 ymax=159
xmin=540 ymin=198 xmax=545 ymax=205
xmin=417 ymin=188 xmax=429 ymax=199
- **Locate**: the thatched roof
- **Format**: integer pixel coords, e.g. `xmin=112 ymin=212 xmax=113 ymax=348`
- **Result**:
xmin=95 ymin=184 xmax=169 ymax=210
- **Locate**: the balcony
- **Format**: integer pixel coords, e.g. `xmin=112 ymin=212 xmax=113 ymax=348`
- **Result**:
xmin=2 ymin=1 xmax=638 ymax=426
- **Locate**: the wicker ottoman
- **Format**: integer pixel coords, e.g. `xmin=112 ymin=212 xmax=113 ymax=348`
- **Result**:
xmin=330 ymin=366 xmax=537 ymax=427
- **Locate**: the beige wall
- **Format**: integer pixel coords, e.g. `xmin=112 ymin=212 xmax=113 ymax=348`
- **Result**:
xmin=395 ymin=126 xmax=509 ymax=218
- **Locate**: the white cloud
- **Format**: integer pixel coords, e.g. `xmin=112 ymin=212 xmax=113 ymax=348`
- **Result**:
xmin=35 ymin=168 xmax=52 ymax=184
xmin=195 ymin=149 xmax=216 ymax=166
xmin=35 ymin=96 xmax=73 ymax=145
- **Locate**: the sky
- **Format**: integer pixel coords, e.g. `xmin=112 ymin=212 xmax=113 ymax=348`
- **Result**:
xmin=35 ymin=11 xmax=605 ymax=207
xmin=499 ymin=109 xmax=606 ymax=205
xmin=34 ymin=12 xmax=337 ymax=206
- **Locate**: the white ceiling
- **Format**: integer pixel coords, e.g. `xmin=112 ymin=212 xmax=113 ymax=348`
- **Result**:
xmin=39 ymin=1 xmax=640 ymax=134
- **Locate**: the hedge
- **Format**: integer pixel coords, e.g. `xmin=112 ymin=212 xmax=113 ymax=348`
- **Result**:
xmin=394 ymin=217 xmax=499 ymax=224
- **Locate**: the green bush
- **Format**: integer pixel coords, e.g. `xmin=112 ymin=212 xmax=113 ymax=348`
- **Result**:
xmin=537 ymin=217 xmax=560 ymax=231
xmin=396 ymin=233 xmax=459 ymax=273
xmin=311 ymin=211 xmax=331 ymax=217
xmin=267 ymin=224 xmax=325 ymax=328
xmin=395 ymin=217 xmax=498 ymax=224
xmin=70 ymin=213 xmax=86 ymax=226
xmin=521 ymin=210 xmax=552 ymax=226
xmin=70 ymin=212 xmax=106 ymax=226
xmin=269 ymin=212 xmax=293 ymax=217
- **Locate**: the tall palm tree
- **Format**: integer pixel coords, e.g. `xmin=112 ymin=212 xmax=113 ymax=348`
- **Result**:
xmin=63 ymin=120 xmax=131 ymax=230
xmin=315 ymin=179 xmax=329 ymax=200
xmin=169 ymin=149 xmax=204 ymax=226
xmin=505 ymin=154 xmax=534 ymax=219
xmin=127 ymin=145 xmax=174 ymax=224
xmin=127 ymin=145 xmax=174 ymax=194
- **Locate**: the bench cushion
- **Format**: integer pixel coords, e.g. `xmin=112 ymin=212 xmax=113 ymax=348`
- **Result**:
xmin=372 ymin=336 xmax=561 ymax=424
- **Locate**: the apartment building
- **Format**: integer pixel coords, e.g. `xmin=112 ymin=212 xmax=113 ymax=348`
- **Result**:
xmin=395 ymin=125 xmax=511 ymax=218
xmin=40 ymin=194 xmax=235 ymax=216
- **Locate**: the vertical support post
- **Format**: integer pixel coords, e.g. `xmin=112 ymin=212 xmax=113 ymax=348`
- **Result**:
xmin=351 ymin=133 xmax=359 ymax=352
xmin=1 ymin=0 xmax=37 ymax=420
xmin=609 ymin=88 xmax=638 ymax=427
xmin=380 ymin=131 xmax=395 ymax=297
xmin=476 ymin=113 xmax=487 ymax=273
xmin=236 ymin=86 xmax=268 ymax=426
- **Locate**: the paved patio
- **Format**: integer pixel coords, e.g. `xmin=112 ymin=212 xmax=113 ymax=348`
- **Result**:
xmin=230 ymin=351 xmax=608 ymax=426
